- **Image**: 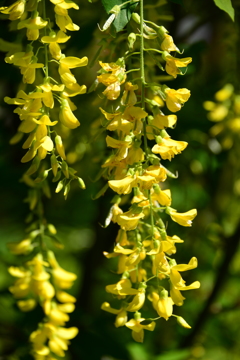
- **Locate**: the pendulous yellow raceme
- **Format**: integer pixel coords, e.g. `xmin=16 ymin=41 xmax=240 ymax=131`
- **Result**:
xmin=1 ymin=0 xmax=87 ymax=357
xmin=97 ymin=3 xmax=200 ymax=342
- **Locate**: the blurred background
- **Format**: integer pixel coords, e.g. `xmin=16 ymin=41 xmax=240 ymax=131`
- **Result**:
xmin=0 ymin=0 xmax=240 ymax=359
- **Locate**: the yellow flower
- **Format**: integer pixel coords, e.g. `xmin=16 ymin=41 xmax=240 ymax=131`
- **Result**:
xmin=106 ymin=278 xmax=139 ymax=296
xmin=41 ymin=30 xmax=70 ymax=60
xmin=126 ymin=146 xmax=144 ymax=165
xmin=156 ymin=289 xmax=173 ymax=320
xmin=163 ymin=52 xmax=192 ymax=78
xmin=144 ymin=165 xmax=167 ymax=182
xmin=97 ymin=60 xmax=126 ymax=100
xmin=121 ymin=82 xmax=138 ymax=106
xmin=126 ymin=286 xmax=146 ymax=312
xmin=59 ymin=56 xmax=88 ymax=89
xmin=0 ymin=0 xmax=25 ymax=20
xmin=165 ymin=88 xmax=191 ymax=112
xmin=21 ymin=61 xmax=44 ymax=84
xmin=108 ymin=176 xmax=138 ymax=195
xmin=125 ymin=314 xmax=156 ymax=343
xmin=160 ymin=34 xmax=179 ymax=52
xmin=59 ymin=98 xmax=80 ymax=129
xmin=55 ymin=14 xmax=79 ymax=32
xmin=215 ymin=84 xmax=234 ymax=102
xmin=151 ymin=113 xmax=177 ymax=130
xmin=106 ymin=135 xmax=132 ymax=161
xmin=5 ymin=48 xmax=33 ymax=67
xmin=169 ymin=258 xmax=200 ymax=305
xmin=207 ymin=104 xmax=228 ymax=122
xmin=48 ymin=251 xmax=77 ymax=289
xmin=116 ymin=209 xmax=145 ymax=231
xmin=18 ymin=14 xmax=48 ymax=41
xmin=168 ymin=208 xmax=197 ymax=227
xmin=101 ymin=302 xmax=128 ymax=327
xmin=152 ymin=186 xmax=171 ymax=206
xmin=152 ymin=136 xmax=188 ymax=161
xmin=7 ymin=238 xmax=33 ymax=254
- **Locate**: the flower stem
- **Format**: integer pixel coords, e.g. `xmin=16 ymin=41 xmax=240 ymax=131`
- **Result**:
xmin=140 ymin=0 xmax=148 ymax=155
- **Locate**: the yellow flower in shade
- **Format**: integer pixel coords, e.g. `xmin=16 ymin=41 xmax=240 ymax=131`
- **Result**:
xmin=207 ymin=104 xmax=228 ymax=122
xmin=150 ymin=113 xmax=177 ymax=130
xmin=165 ymin=88 xmax=191 ymax=112
xmin=108 ymin=176 xmax=138 ymax=195
xmin=152 ymin=252 xmax=170 ymax=278
xmin=18 ymin=14 xmax=48 ymax=41
xmin=41 ymin=30 xmax=70 ymax=60
xmin=168 ymin=208 xmax=197 ymax=227
xmin=37 ymin=82 xmax=64 ymax=108
xmin=126 ymin=146 xmax=144 ymax=165
xmin=5 ymin=48 xmax=33 ymax=67
xmin=130 ymin=268 xmax=147 ymax=283
xmin=152 ymin=136 xmax=188 ymax=161
xmin=116 ymin=209 xmax=145 ymax=231
xmin=0 ymin=0 xmax=25 ymax=20
xmin=123 ymin=106 xmax=148 ymax=134
xmin=132 ymin=192 xmax=149 ymax=207
xmin=106 ymin=135 xmax=132 ymax=161
xmin=160 ymin=34 xmax=179 ymax=52
xmin=17 ymin=299 xmax=37 ymax=312
xmin=55 ymin=14 xmax=79 ymax=32
xmin=126 ymin=285 xmax=146 ymax=312
xmin=215 ymin=84 xmax=234 ymax=102
xmin=106 ymin=278 xmax=139 ymax=296
xmin=59 ymin=98 xmax=80 ymax=129
xmin=7 ymin=238 xmax=33 ymax=254
xmin=48 ymin=251 xmax=77 ymax=289
xmin=21 ymin=59 xmax=44 ymax=84
xmin=56 ymin=291 xmax=76 ymax=303
xmin=156 ymin=289 xmax=173 ymax=320
xmin=121 ymin=82 xmax=138 ymax=106
xmin=98 ymin=60 xmax=126 ymax=100
xmin=101 ymin=302 xmax=128 ymax=327
xmin=163 ymin=52 xmax=192 ymax=78
xmin=125 ymin=313 xmax=156 ymax=343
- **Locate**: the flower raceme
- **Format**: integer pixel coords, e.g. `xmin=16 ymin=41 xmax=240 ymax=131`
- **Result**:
xmin=3 ymin=0 xmax=87 ymax=358
xmin=98 ymin=6 xmax=199 ymax=343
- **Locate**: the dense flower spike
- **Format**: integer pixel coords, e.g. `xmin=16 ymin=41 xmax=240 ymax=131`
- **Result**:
xmin=98 ymin=0 xmax=199 ymax=342
xmin=4 ymin=0 xmax=87 ymax=357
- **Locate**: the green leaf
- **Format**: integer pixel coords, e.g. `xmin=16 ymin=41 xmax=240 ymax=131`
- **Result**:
xmin=101 ymin=0 xmax=138 ymax=32
xmin=213 ymin=0 xmax=235 ymax=21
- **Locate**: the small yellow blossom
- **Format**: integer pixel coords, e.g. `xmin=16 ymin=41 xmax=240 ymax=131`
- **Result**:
xmin=152 ymin=136 xmax=188 ymax=160
xmin=0 ymin=0 xmax=25 ymax=20
xmin=125 ymin=315 xmax=156 ymax=343
xmin=168 ymin=208 xmax=197 ymax=227
xmin=165 ymin=88 xmax=191 ymax=112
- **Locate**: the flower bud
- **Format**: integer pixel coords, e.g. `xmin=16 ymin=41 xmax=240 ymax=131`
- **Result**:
xmin=132 ymin=12 xmax=140 ymax=24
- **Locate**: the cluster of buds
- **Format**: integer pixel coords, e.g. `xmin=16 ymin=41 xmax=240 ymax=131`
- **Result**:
xmin=204 ymin=83 xmax=240 ymax=150
xmin=98 ymin=4 xmax=200 ymax=342
xmin=1 ymin=0 xmax=87 ymax=357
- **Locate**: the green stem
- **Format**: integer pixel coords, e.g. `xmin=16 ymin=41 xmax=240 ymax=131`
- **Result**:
xmin=140 ymin=0 xmax=148 ymax=155
xmin=42 ymin=0 xmax=49 ymax=79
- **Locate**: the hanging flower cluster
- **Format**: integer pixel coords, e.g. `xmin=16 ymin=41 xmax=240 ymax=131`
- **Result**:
xmin=1 ymin=0 xmax=87 ymax=357
xmin=203 ymin=83 xmax=240 ymax=150
xmin=98 ymin=1 xmax=200 ymax=342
